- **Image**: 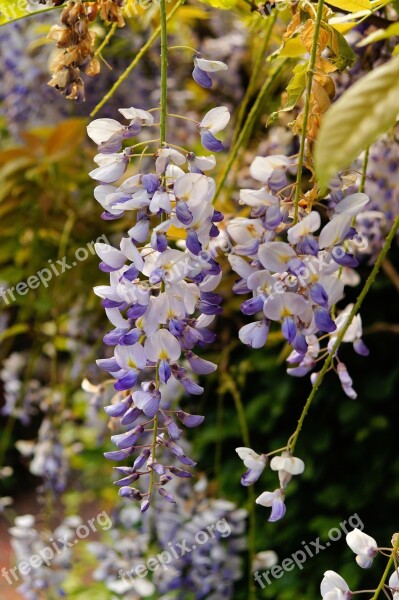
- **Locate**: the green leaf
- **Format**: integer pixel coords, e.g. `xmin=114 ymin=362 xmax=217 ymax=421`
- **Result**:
xmin=0 ymin=324 xmax=29 ymax=342
xmin=315 ymin=54 xmax=399 ymax=189
xmin=357 ymin=22 xmax=399 ymax=47
xmin=326 ymin=25 xmax=357 ymax=71
xmin=268 ymin=61 xmax=308 ymax=125
xmin=197 ymin=0 xmax=236 ymax=8
xmin=325 ymin=0 xmax=371 ymax=11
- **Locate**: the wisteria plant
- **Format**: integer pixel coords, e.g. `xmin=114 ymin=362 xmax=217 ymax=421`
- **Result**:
xmin=1 ymin=0 xmax=399 ymax=599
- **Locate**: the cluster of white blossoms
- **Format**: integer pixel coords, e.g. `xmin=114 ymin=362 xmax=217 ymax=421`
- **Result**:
xmin=321 ymin=529 xmax=399 ymax=599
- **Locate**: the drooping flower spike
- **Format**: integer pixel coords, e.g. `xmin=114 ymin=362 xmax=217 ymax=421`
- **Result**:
xmin=228 ymin=152 xmax=371 ymax=399
xmin=88 ymin=93 xmax=229 ymax=508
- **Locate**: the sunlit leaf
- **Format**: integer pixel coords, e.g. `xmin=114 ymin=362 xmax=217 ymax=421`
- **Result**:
xmin=268 ymin=61 xmax=308 ymax=125
xmin=357 ymin=22 xmax=399 ymax=47
xmin=315 ymin=54 xmax=399 ymax=188
xmin=325 ymin=0 xmax=371 ymax=11
xmin=325 ymin=25 xmax=356 ymax=71
xmin=279 ymin=36 xmax=307 ymax=58
xmin=198 ymin=0 xmax=236 ymax=8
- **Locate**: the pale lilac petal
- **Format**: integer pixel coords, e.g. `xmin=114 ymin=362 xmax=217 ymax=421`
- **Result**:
xmin=200 ymin=106 xmax=230 ymax=135
xmin=87 ymin=118 xmax=122 ymax=145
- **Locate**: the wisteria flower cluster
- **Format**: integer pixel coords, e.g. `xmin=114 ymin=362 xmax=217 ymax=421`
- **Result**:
xmin=87 ymin=48 xmax=231 ymax=508
xmin=228 ymin=154 xmax=371 ymax=398
xmin=8 ymin=514 xmax=81 ymax=600
xmin=89 ymin=477 xmax=246 ymax=599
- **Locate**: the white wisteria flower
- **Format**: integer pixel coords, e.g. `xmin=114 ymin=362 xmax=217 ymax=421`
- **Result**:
xmin=256 ymin=488 xmax=286 ymax=522
xmin=199 ymin=106 xmax=230 ymax=152
xmin=346 ymin=528 xmax=378 ymax=568
xmin=320 ymin=571 xmax=351 ymax=600
xmin=388 ymin=569 xmax=399 ymax=600
xmin=236 ymin=447 xmax=267 ymax=486
xmin=270 ymin=451 xmax=305 ymax=488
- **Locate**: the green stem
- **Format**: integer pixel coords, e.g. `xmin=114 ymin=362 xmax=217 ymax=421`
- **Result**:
xmin=90 ymin=1 xmax=181 ymax=118
xmin=370 ymin=535 xmax=399 ymax=600
xmin=148 ymin=0 xmax=169 ymax=501
xmin=226 ymin=376 xmax=256 ymax=600
xmin=359 ymin=147 xmax=370 ymax=193
xmin=289 ymin=211 xmax=399 ymax=454
xmin=95 ymin=22 xmax=118 ymax=57
xmin=293 ymin=0 xmax=325 ymax=224
xmin=213 ymin=60 xmax=288 ymax=204
xmin=0 ymin=416 xmax=15 ymax=468
xmin=159 ymin=0 xmax=168 ymax=146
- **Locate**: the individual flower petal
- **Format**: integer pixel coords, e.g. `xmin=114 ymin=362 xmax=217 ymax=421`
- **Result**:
xmin=318 ymin=214 xmax=352 ymax=249
xmin=239 ymin=321 xmax=269 ymax=349
xmin=87 ymin=118 xmax=123 ymax=145
xmin=389 ymin=569 xmax=399 ymax=600
xmin=288 ymin=212 xmax=321 ymax=244
xmin=192 ymin=66 xmax=212 ymax=88
xmin=321 ymin=571 xmax=351 ymax=599
xmin=194 ymin=57 xmax=228 ymax=72
xmin=200 ymin=106 xmax=230 ymax=135
xmin=249 ymin=155 xmax=290 ymax=183
xmin=118 ymin=107 xmax=154 ymax=125
xmin=144 ymin=329 xmax=181 ymax=362
xmin=95 ymin=243 xmax=126 ymax=270
xmin=258 ymin=242 xmax=297 ymax=273
xmin=334 ymin=193 xmax=369 ymax=215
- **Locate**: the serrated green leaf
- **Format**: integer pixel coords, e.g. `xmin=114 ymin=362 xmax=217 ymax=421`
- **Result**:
xmin=315 ymin=54 xmax=399 ymax=189
xmin=268 ymin=61 xmax=308 ymax=125
xmin=325 ymin=0 xmax=371 ymax=11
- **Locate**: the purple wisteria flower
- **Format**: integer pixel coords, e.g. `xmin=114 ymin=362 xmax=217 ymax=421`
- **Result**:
xmin=88 ymin=98 xmax=229 ymax=508
xmin=228 ymin=152 xmax=371 ymax=399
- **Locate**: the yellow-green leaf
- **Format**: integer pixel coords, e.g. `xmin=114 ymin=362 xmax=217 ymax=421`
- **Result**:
xmin=325 ymin=0 xmax=371 ymax=11
xmin=315 ymin=54 xmax=399 ymax=189
xmin=268 ymin=61 xmax=308 ymax=125
xmin=0 ymin=0 xmax=58 ymax=25
xmin=279 ymin=36 xmax=307 ymax=58
xmin=198 ymin=0 xmax=236 ymax=9
xmin=357 ymin=22 xmax=399 ymax=47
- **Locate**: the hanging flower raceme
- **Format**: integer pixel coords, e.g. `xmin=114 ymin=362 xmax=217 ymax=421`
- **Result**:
xmin=236 ymin=447 xmax=305 ymax=522
xmin=88 ymin=101 xmax=229 ymax=509
xmin=228 ymin=153 xmax=371 ymax=398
